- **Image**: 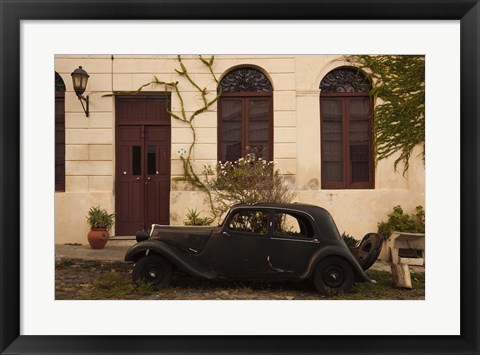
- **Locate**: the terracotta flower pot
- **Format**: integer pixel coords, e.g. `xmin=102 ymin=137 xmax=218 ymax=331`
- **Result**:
xmin=87 ymin=228 xmax=110 ymax=249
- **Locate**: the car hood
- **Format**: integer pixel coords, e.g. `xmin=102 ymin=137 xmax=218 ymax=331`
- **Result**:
xmin=150 ymin=225 xmax=215 ymax=253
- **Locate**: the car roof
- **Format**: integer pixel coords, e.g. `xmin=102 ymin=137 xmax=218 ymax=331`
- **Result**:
xmin=231 ymin=202 xmax=330 ymax=216
xmin=229 ymin=203 xmax=340 ymax=239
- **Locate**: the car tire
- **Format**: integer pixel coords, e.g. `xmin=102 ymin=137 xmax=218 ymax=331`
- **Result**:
xmin=132 ymin=255 xmax=173 ymax=289
xmin=357 ymin=233 xmax=384 ymax=271
xmin=313 ymin=256 xmax=354 ymax=295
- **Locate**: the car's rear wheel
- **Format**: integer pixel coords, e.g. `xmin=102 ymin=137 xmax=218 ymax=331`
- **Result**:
xmin=132 ymin=255 xmax=173 ymax=288
xmin=313 ymin=256 xmax=354 ymax=295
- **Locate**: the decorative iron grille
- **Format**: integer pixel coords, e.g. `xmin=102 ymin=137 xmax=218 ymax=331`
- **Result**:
xmin=320 ymin=67 xmax=371 ymax=93
xmin=219 ymin=68 xmax=273 ymax=93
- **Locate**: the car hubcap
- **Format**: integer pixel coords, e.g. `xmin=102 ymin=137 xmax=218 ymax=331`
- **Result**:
xmin=145 ymin=265 xmax=162 ymax=283
xmin=325 ymin=267 xmax=344 ymax=288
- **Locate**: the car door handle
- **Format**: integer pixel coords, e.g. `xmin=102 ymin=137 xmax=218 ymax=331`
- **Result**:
xmin=222 ymin=231 xmax=230 ymax=237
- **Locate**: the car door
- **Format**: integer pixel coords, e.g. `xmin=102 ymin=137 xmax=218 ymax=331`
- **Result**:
xmin=210 ymin=208 xmax=270 ymax=277
xmin=267 ymin=210 xmax=320 ymax=276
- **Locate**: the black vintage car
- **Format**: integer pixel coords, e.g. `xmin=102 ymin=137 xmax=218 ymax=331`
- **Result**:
xmin=125 ymin=203 xmax=383 ymax=294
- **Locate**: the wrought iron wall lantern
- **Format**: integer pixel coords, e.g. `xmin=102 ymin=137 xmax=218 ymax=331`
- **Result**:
xmin=71 ymin=66 xmax=90 ymax=117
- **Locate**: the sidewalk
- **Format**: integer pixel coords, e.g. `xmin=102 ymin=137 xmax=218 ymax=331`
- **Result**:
xmin=55 ymin=240 xmax=136 ymax=261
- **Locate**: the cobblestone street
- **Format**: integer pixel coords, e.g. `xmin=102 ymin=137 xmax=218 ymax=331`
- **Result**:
xmin=55 ymin=257 xmax=425 ymax=300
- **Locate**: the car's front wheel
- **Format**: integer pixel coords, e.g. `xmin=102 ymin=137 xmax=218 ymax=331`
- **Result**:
xmin=313 ymin=256 xmax=354 ymax=295
xmin=132 ymin=255 xmax=173 ymax=289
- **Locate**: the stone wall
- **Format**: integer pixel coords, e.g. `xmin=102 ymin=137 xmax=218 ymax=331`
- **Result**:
xmin=54 ymin=55 xmax=425 ymax=244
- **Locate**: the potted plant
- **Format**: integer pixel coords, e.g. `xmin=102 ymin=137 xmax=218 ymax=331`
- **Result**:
xmin=86 ymin=205 xmax=115 ymax=249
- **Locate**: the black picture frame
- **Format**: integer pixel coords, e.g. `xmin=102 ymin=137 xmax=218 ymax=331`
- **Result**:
xmin=1 ymin=1 xmax=479 ymax=354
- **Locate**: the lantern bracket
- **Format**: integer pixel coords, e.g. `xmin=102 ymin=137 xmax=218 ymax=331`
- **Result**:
xmin=77 ymin=94 xmax=89 ymax=117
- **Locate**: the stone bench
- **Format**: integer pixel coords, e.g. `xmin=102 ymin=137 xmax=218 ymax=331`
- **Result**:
xmin=380 ymin=232 xmax=425 ymax=266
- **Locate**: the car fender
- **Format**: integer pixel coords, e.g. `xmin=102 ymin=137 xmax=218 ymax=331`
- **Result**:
xmin=302 ymin=245 xmax=372 ymax=282
xmin=124 ymin=240 xmax=215 ymax=279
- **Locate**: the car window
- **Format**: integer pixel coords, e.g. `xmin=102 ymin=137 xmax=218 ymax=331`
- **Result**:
xmin=274 ymin=212 xmax=315 ymax=239
xmin=227 ymin=210 xmax=269 ymax=235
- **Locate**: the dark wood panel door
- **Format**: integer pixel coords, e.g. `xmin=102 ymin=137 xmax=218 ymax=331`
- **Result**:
xmin=144 ymin=126 xmax=171 ymax=228
xmin=115 ymin=125 xmax=171 ymax=235
xmin=116 ymin=126 xmax=146 ymax=235
xmin=115 ymin=95 xmax=171 ymax=235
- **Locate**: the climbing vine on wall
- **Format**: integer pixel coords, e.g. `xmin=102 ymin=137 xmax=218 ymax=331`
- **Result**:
xmin=108 ymin=55 xmax=221 ymax=210
xmin=345 ymin=55 xmax=425 ymax=173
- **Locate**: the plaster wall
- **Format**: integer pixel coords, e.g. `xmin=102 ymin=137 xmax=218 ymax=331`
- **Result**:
xmin=55 ymin=55 xmax=425 ymax=245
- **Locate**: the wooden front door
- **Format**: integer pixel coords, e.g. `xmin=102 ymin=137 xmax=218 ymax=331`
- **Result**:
xmin=115 ymin=95 xmax=171 ymax=235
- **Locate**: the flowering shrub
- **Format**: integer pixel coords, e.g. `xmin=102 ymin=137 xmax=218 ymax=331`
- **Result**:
xmin=203 ymin=157 xmax=295 ymax=217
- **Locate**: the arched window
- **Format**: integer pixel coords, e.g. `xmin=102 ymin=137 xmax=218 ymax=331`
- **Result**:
xmin=55 ymin=72 xmax=66 ymax=192
xmin=218 ymin=67 xmax=273 ymax=162
xmin=320 ymin=67 xmax=373 ymax=189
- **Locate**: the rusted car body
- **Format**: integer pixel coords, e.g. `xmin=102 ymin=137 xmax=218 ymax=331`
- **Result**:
xmin=125 ymin=203 xmax=382 ymax=294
